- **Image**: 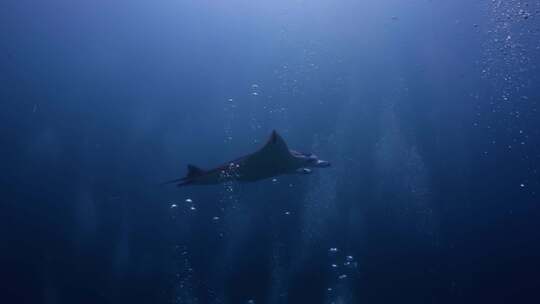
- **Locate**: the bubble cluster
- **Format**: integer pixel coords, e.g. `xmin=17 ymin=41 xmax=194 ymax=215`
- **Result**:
xmin=327 ymin=247 xmax=359 ymax=283
xmin=475 ymin=0 xmax=539 ymax=193
xmin=251 ymin=84 xmax=261 ymax=96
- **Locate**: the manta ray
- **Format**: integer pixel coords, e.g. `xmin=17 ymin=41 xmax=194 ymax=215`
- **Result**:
xmin=165 ymin=130 xmax=330 ymax=187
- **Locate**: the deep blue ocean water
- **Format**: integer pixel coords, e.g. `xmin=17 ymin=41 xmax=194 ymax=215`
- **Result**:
xmin=1 ymin=1 xmax=540 ymax=303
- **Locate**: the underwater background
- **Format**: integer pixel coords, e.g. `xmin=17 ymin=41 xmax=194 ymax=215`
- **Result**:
xmin=2 ymin=0 xmax=540 ymax=303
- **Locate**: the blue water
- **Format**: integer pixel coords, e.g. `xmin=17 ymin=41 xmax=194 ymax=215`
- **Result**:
xmin=2 ymin=1 xmax=540 ymax=303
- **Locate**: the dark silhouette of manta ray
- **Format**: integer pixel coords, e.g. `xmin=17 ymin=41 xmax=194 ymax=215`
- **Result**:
xmin=164 ymin=130 xmax=330 ymax=187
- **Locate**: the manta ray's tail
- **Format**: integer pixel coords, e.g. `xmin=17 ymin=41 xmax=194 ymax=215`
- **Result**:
xmin=160 ymin=177 xmax=194 ymax=187
xmin=160 ymin=177 xmax=185 ymax=186
xmin=161 ymin=164 xmax=204 ymax=187
xmin=174 ymin=180 xmax=193 ymax=187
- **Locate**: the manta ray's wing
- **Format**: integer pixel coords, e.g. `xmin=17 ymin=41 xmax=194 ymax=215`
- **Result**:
xmin=242 ymin=130 xmax=293 ymax=167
